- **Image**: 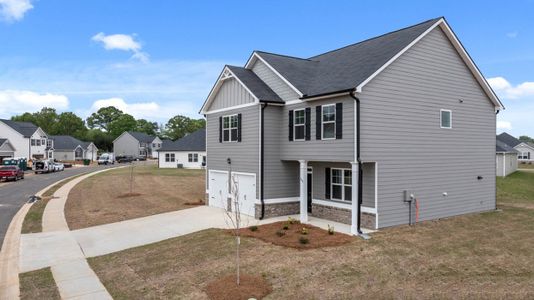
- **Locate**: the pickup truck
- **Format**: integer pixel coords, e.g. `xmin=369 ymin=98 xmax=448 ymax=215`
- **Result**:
xmin=0 ymin=166 xmax=24 ymax=181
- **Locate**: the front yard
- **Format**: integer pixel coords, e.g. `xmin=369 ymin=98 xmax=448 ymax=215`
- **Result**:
xmin=86 ymin=171 xmax=534 ymax=299
xmin=64 ymin=164 xmax=205 ymax=229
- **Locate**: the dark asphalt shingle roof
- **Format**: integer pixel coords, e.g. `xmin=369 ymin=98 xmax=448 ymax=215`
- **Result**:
xmin=255 ymin=18 xmax=441 ymax=98
xmin=496 ymin=139 xmax=518 ymax=153
xmin=0 ymin=119 xmax=40 ymax=138
xmin=128 ymin=131 xmax=157 ymax=143
xmin=159 ymin=129 xmax=205 ymax=151
xmin=0 ymin=138 xmax=7 ymax=146
xmin=226 ymin=66 xmax=283 ymax=103
xmin=50 ymin=135 xmax=86 ymax=151
xmin=497 ymin=132 xmax=521 ymax=148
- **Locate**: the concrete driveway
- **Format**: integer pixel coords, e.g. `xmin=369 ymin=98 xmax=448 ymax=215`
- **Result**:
xmin=0 ymin=165 xmax=113 ymax=249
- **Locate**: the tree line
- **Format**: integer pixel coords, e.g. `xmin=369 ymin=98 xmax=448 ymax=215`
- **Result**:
xmin=11 ymin=107 xmax=205 ymax=151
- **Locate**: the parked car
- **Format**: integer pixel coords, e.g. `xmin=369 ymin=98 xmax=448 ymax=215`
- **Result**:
xmin=97 ymin=153 xmax=114 ymax=165
xmin=34 ymin=160 xmax=52 ymax=174
xmin=0 ymin=165 xmax=24 ymax=181
xmin=53 ymin=162 xmax=65 ymax=172
xmin=136 ymin=156 xmax=147 ymax=161
xmin=116 ymin=155 xmax=134 ymax=163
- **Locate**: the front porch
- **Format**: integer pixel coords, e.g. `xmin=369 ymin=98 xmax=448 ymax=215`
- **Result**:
xmin=258 ymin=160 xmax=378 ymax=231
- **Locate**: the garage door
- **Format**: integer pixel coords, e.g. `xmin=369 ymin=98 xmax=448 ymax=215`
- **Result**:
xmin=209 ymin=170 xmax=228 ymax=210
xmin=231 ymin=172 xmax=256 ymax=217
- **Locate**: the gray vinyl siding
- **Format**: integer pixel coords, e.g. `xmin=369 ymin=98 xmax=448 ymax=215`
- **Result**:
xmin=207 ymin=78 xmax=256 ymax=111
xmin=251 ymin=60 xmax=300 ymax=101
xmin=359 ymin=27 xmax=496 ymax=228
xmin=496 ymin=153 xmax=518 ymax=177
xmin=262 ymin=105 xmax=299 ymax=199
xmin=206 ymin=104 xmax=260 ymax=198
xmin=53 ymin=150 xmax=75 ymax=161
xmin=309 ymin=162 xmax=375 ymax=208
xmin=113 ymin=133 xmax=140 ymax=157
xmin=280 ymin=96 xmax=354 ymax=162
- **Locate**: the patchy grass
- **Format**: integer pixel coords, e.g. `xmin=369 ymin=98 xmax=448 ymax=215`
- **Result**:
xmin=518 ymin=162 xmax=534 ymax=169
xmin=21 ymin=173 xmax=86 ymax=234
xmin=19 ymin=268 xmax=60 ymax=300
xmin=497 ymin=170 xmax=534 ymax=209
xmin=87 ymin=171 xmax=534 ymax=299
xmin=65 ymin=164 xmax=205 ymax=229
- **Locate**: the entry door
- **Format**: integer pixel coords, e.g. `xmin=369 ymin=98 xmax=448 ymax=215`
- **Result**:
xmin=307 ymin=169 xmax=313 ymax=213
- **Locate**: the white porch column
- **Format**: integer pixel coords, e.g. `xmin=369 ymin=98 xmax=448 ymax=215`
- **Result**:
xmin=299 ymin=160 xmax=308 ymax=223
xmin=351 ymin=161 xmax=360 ymax=235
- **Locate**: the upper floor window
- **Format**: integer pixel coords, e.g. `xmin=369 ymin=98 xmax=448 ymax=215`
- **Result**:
xmin=152 ymin=143 xmax=156 ymax=148
xmin=47 ymin=139 xmax=53 ymax=148
xmin=322 ymin=104 xmax=336 ymax=139
xmin=222 ymin=115 xmax=239 ymax=142
xmin=293 ymin=109 xmax=305 ymax=141
xmin=31 ymin=139 xmax=36 ymax=146
xmin=440 ymin=109 xmax=452 ymax=129
xmin=188 ymin=153 xmax=198 ymax=162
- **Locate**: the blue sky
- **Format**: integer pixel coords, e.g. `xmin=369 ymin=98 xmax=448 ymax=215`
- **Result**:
xmin=0 ymin=0 xmax=533 ymax=136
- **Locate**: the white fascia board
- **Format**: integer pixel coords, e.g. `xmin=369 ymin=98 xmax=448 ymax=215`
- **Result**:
xmin=245 ymin=52 xmax=304 ymax=98
xmin=355 ymin=18 xmax=503 ymax=110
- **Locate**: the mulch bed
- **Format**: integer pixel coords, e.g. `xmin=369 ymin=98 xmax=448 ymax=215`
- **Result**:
xmin=184 ymin=200 xmax=205 ymax=206
xmin=116 ymin=192 xmax=143 ymax=198
xmin=236 ymin=220 xmax=353 ymax=249
xmin=205 ymin=274 xmax=272 ymax=300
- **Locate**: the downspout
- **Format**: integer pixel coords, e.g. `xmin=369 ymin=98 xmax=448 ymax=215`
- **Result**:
xmin=349 ymin=90 xmax=363 ymax=235
xmin=259 ymin=103 xmax=268 ymax=219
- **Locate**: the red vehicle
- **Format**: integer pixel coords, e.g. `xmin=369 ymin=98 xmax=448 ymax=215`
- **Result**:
xmin=0 ymin=166 xmax=24 ymax=181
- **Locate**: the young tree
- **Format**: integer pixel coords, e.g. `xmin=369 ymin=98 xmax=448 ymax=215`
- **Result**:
xmin=87 ymin=106 xmax=123 ymax=131
xmin=163 ymin=115 xmax=206 ymax=140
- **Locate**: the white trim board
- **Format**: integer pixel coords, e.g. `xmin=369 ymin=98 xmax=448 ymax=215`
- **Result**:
xmin=355 ymin=18 xmax=503 ymax=110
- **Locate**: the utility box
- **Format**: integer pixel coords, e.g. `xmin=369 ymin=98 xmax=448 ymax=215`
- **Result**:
xmin=404 ymin=190 xmax=415 ymax=202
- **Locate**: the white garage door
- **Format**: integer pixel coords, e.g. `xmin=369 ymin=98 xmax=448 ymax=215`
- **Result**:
xmin=231 ymin=172 xmax=256 ymax=217
xmin=209 ymin=170 xmax=228 ymax=210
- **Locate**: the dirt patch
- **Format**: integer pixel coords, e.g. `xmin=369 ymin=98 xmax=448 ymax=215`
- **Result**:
xmin=65 ymin=165 xmax=205 ymax=229
xmin=19 ymin=267 xmax=60 ymax=300
xmin=237 ymin=221 xmax=352 ymax=249
xmin=116 ymin=192 xmax=142 ymax=198
xmin=205 ymin=274 xmax=272 ymax=300
xmin=184 ymin=200 xmax=205 ymax=206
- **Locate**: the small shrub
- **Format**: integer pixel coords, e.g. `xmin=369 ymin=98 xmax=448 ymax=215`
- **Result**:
xmin=327 ymin=224 xmax=335 ymax=235
xmin=276 ymin=230 xmax=285 ymax=237
xmin=282 ymin=223 xmax=289 ymax=230
xmin=301 ymin=227 xmax=309 ymax=235
xmin=288 ymin=217 xmax=297 ymax=224
xmin=249 ymin=225 xmax=258 ymax=232
xmin=299 ymin=236 xmax=309 ymax=244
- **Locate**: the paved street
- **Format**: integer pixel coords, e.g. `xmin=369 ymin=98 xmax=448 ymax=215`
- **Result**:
xmin=0 ymin=165 xmax=112 ymax=249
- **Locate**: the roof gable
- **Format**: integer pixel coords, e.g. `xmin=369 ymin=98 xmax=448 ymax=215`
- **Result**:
xmin=497 ymin=132 xmax=521 ymax=148
xmin=0 ymin=119 xmax=40 ymax=138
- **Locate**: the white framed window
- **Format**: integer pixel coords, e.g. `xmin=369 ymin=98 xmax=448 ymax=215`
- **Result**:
xmin=293 ymin=109 xmax=305 ymax=141
xmin=41 ymin=138 xmax=46 ymax=145
xmin=31 ymin=139 xmax=36 ymax=146
xmin=322 ymin=104 xmax=336 ymax=139
xmin=165 ymin=153 xmax=175 ymax=162
xmin=223 ymin=114 xmax=239 ymax=142
xmin=440 ymin=109 xmax=452 ymax=129
xmin=36 ymin=139 xmax=41 ymax=146
xmin=331 ymin=168 xmax=352 ymax=202
xmin=519 ymin=152 xmax=531 ymax=160
xmin=152 ymin=143 xmax=156 ymax=147
xmin=188 ymin=153 xmax=198 ymax=162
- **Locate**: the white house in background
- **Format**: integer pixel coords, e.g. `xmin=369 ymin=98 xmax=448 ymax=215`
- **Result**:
xmin=497 ymin=132 xmax=534 ymax=163
xmin=0 ymin=119 xmax=50 ymax=160
xmin=496 ymin=139 xmax=518 ymax=177
xmin=84 ymin=142 xmax=99 ymax=161
xmin=113 ymin=131 xmax=161 ymax=159
xmin=0 ymin=138 xmax=16 ymax=162
xmin=158 ymin=129 xmax=206 ymax=169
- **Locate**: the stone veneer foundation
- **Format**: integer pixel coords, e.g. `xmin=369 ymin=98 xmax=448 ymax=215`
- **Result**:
xmin=255 ymin=202 xmax=300 ymax=219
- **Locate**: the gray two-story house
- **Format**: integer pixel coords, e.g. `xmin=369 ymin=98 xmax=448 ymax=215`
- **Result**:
xmin=113 ymin=131 xmax=162 ymax=159
xmin=200 ymin=17 xmax=503 ymax=233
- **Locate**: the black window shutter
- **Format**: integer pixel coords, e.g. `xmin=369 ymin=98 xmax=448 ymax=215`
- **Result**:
xmin=529 ymin=152 xmax=531 ymax=160
xmin=335 ymin=102 xmax=343 ymax=139
xmin=288 ymin=110 xmax=294 ymax=141
xmin=305 ymin=107 xmax=311 ymax=140
xmin=219 ymin=116 xmax=222 ymax=143
xmin=325 ymin=167 xmax=331 ymax=199
xmin=316 ymin=106 xmax=321 ymax=140
xmin=237 ymin=113 xmax=242 ymax=142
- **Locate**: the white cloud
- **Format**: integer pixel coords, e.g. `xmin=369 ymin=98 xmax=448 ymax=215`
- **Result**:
xmin=92 ymin=32 xmax=149 ymax=63
xmin=88 ymin=97 xmax=196 ymax=121
xmin=497 ymin=121 xmax=512 ymax=130
xmin=0 ymin=90 xmax=68 ymax=117
xmin=506 ymin=32 xmax=518 ymax=38
xmin=488 ymin=76 xmax=534 ymax=99
xmin=0 ymin=0 xmax=32 ymax=22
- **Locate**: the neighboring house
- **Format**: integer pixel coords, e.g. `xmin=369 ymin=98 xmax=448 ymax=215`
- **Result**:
xmin=0 ymin=119 xmax=50 ymax=160
xmin=49 ymin=135 xmax=97 ymax=161
xmin=496 ymin=139 xmax=518 ymax=177
xmin=0 ymin=138 xmax=16 ymax=162
xmin=200 ymin=17 xmax=503 ymax=232
xmin=113 ymin=131 xmax=161 ymax=158
xmin=158 ymin=129 xmax=206 ymax=169
xmin=497 ymin=132 xmax=534 ymax=162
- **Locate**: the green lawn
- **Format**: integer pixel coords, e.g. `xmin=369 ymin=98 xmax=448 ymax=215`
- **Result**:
xmin=19 ymin=268 xmax=60 ymax=300
xmin=497 ymin=170 xmax=534 ymax=209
